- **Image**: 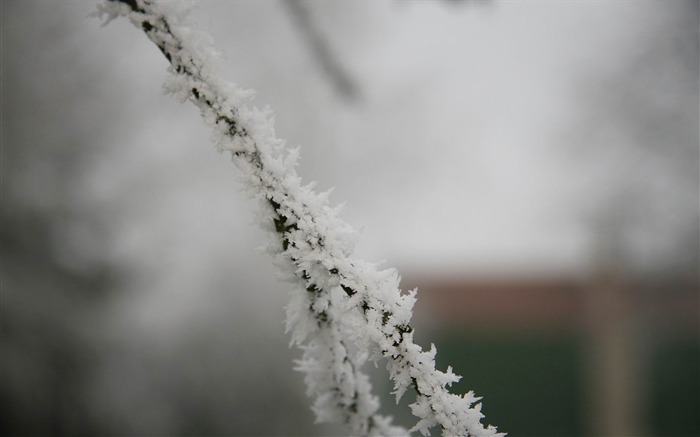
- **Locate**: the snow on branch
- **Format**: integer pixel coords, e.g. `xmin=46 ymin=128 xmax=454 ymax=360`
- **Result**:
xmin=96 ymin=1 xmax=503 ymax=436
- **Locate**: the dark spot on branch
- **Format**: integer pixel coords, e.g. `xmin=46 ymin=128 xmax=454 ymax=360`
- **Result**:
xmin=411 ymin=377 xmax=423 ymax=396
xmin=273 ymin=214 xmax=288 ymax=234
xmin=361 ymin=300 xmax=369 ymax=314
xmin=111 ymin=0 xmax=141 ymax=12
xmin=382 ymin=311 xmax=391 ymax=325
xmin=398 ymin=324 xmax=413 ymax=335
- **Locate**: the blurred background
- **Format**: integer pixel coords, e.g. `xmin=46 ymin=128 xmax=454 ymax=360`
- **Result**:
xmin=1 ymin=0 xmax=698 ymax=436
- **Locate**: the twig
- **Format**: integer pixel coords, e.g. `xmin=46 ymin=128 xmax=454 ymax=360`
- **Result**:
xmin=96 ymin=1 xmax=502 ymax=435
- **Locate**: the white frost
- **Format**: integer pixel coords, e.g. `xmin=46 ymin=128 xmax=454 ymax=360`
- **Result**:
xmin=98 ymin=1 xmax=504 ymax=436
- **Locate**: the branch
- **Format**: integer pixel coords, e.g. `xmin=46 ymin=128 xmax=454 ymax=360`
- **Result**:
xmin=96 ymin=1 xmax=503 ymax=436
xmin=282 ymin=0 xmax=360 ymax=101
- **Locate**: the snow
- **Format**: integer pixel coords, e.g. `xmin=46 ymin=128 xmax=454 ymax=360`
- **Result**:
xmin=98 ymin=0 xmax=506 ymax=435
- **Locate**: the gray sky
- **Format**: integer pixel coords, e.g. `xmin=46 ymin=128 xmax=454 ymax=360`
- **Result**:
xmin=4 ymin=0 xmax=697 ymax=323
xmin=174 ymin=0 xmax=696 ymax=274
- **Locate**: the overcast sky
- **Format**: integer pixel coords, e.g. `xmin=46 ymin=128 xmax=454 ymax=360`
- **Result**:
xmin=152 ymin=0 xmax=696 ymax=275
xmin=4 ymin=0 xmax=697 ymax=326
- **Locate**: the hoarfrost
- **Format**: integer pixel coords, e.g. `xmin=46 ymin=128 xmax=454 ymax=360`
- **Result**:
xmin=98 ymin=1 xmax=504 ymax=436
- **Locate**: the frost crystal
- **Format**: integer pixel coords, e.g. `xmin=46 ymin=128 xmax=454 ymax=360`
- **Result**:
xmin=98 ymin=1 xmax=504 ymax=436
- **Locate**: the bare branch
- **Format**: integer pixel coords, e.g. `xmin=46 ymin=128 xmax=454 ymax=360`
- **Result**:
xmin=282 ymin=0 xmax=360 ymax=102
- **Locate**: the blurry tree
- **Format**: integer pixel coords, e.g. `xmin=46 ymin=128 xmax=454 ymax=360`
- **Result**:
xmin=566 ymin=3 xmax=699 ymax=435
xmin=1 ymin=2 xmax=118 ymax=434
xmin=570 ymin=0 xmax=698 ymax=281
xmin=1 ymin=2 xmax=322 ymax=435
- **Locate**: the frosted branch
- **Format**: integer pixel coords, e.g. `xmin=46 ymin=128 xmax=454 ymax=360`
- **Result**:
xmin=97 ymin=1 xmax=503 ymax=436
